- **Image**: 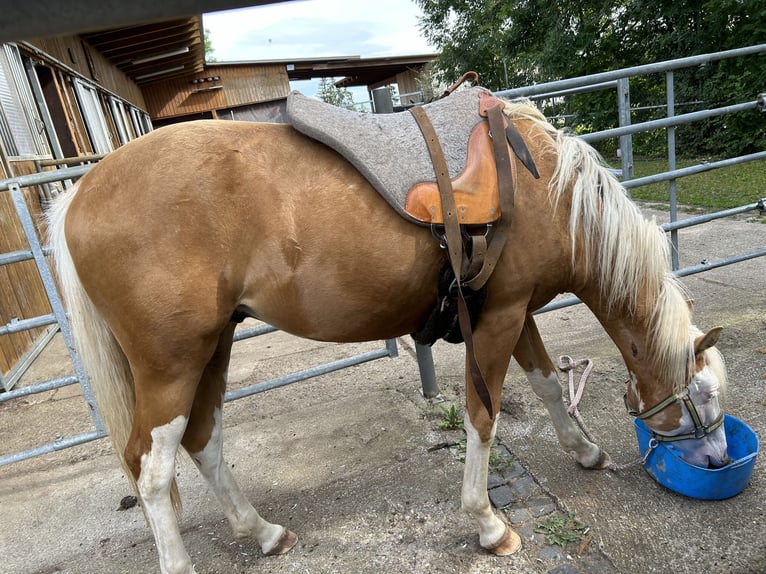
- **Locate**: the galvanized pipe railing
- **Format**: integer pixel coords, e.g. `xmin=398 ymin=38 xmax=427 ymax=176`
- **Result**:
xmin=0 ymin=166 xmax=399 ymax=467
xmin=496 ymin=44 xmax=766 ymax=100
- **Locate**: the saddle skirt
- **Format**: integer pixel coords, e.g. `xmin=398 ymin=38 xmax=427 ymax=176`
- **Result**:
xmin=286 ymin=87 xmax=504 ymax=226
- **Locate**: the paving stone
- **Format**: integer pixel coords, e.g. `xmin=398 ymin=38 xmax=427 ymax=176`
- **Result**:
xmin=527 ymin=497 xmax=557 ymax=518
xmin=500 ymin=461 xmax=526 ymax=480
xmin=538 ymin=544 xmax=567 ymax=561
xmin=509 ymin=474 xmax=539 ymax=498
xmin=504 ymin=507 xmax=531 ymax=524
xmin=548 ymin=563 xmax=579 ymax=574
xmin=516 ymin=522 xmax=545 ymax=542
xmin=488 ymin=484 xmax=514 ymax=508
xmin=487 ymin=472 xmax=506 ymax=489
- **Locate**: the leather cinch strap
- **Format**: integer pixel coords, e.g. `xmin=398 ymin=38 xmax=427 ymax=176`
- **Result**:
xmin=410 ymin=105 xmax=494 ymax=418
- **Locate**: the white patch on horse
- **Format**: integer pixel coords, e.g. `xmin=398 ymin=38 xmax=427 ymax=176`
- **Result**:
xmin=138 ymin=415 xmax=195 ymax=574
xmin=461 ymin=411 xmax=506 ymax=549
xmin=525 ymin=368 xmax=602 ymax=467
xmin=628 ymin=371 xmax=644 ymax=412
xmin=190 ymin=407 xmax=288 ymax=554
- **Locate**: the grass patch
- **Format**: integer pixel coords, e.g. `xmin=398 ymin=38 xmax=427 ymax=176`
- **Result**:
xmin=611 ymin=158 xmax=764 ymax=210
xmin=535 ymin=512 xmax=590 ymax=548
xmin=488 ymin=444 xmax=514 ymax=472
xmin=437 ymin=404 xmax=464 ymax=430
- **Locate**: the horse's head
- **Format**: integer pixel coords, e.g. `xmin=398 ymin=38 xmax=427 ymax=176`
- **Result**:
xmin=625 ymin=326 xmax=730 ymax=468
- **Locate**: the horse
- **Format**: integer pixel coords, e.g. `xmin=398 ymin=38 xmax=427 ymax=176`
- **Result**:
xmin=47 ymin=93 xmax=729 ymax=574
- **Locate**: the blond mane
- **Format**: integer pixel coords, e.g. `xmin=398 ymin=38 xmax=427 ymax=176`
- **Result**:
xmin=501 ymin=100 xmax=695 ymax=392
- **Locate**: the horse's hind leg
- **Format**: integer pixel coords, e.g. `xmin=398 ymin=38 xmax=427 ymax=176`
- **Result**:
xmin=513 ymin=314 xmax=610 ymax=468
xmin=125 ymin=368 xmax=201 ymax=574
xmin=181 ymin=323 xmax=297 ymax=557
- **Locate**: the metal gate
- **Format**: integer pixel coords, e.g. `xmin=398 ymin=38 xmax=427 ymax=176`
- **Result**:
xmin=496 ymin=44 xmax=766 ymax=314
xmin=2 ymin=44 xmax=765 ymax=467
xmin=0 ymin=167 xmax=400 ymax=466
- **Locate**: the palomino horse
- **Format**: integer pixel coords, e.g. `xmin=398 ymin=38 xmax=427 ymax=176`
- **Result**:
xmin=48 ymin=94 xmax=728 ymax=574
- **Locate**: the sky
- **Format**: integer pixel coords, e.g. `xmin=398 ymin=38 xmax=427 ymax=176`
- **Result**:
xmin=202 ymin=0 xmax=434 ymax=100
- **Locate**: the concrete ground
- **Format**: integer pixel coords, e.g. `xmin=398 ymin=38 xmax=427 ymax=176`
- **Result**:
xmin=0 ymin=206 xmax=764 ymax=574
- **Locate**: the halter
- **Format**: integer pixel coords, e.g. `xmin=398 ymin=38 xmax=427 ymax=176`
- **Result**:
xmin=624 ymin=384 xmax=725 ymax=442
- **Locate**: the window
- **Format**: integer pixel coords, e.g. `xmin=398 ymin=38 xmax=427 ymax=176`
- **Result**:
xmin=72 ymin=78 xmax=113 ymax=154
xmin=0 ymin=43 xmax=50 ymax=157
xmin=108 ymin=96 xmax=131 ymax=145
xmin=128 ymin=106 xmax=152 ymax=137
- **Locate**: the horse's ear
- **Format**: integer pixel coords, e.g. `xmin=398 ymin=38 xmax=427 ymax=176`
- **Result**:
xmin=686 ymin=298 xmax=695 ymax=311
xmin=694 ymin=326 xmax=723 ymax=355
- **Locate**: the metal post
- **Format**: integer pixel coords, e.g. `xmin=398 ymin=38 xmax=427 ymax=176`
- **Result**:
xmin=415 ymin=343 xmax=439 ymax=398
xmin=666 ymin=71 xmax=680 ymax=270
xmin=617 ymin=77 xmax=634 ymax=185
xmin=372 ymin=86 xmax=394 ymax=114
xmin=371 ymin=87 xmax=437 ymax=398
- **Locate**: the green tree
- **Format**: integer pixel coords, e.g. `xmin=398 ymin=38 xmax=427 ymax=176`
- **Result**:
xmin=204 ymin=28 xmax=217 ymax=62
xmin=415 ymin=0 xmax=766 ymax=157
xmin=316 ymin=77 xmax=355 ymax=108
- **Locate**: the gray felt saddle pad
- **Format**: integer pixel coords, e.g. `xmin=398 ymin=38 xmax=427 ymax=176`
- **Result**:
xmin=286 ymin=86 xmax=489 ymax=224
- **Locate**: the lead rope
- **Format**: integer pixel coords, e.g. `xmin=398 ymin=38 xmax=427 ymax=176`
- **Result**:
xmin=558 ymin=356 xmax=597 ymax=443
xmin=557 ymin=356 xmax=657 ymax=472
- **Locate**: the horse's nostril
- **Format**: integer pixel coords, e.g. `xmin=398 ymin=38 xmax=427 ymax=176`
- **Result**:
xmin=707 ymin=454 xmax=732 ymax=469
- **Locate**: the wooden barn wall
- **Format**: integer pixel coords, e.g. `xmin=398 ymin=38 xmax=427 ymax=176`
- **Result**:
xmin=0 ymin=159 xmax=51 ymax=378
xmin=395 ymin=70 xmax=424 ymax=99
xmin=144 ymin=64 xmax=290 ymax=120
xmin=25 ymin=36 xmax=147 ymax=109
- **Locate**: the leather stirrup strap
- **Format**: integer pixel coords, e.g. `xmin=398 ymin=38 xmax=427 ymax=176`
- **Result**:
xmin=410 ymin=105 xmax=495 ymax=419
xmin=465 ymin=104 xmax=515 ymax=291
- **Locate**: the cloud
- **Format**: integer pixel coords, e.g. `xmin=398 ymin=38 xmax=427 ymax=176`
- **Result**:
xmin=203 ymin=0 xmax=432 ymax=61
xmin=230 ymin=16 xmax=389 ymax=59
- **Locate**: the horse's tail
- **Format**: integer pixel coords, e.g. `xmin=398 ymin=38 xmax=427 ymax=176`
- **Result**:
xmin=47 ymin=184 xmax=181 ymax=513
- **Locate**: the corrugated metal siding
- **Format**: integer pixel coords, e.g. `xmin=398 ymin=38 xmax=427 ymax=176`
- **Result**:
xmin=144 ymin=64 xmax=290 ymax=119
xmin=25 ymin=36 xmax=147 ymax=109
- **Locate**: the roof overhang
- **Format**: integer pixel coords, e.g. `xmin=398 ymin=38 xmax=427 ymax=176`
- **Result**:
xmin=208 ymin=53 xmax=437 ymax=88
xmin=81 ymin=17 xmax=207 ymax=85
xmin=0 ymin=0 xmax=291 ymax=43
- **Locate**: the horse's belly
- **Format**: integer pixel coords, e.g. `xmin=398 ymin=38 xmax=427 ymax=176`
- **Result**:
xmin=240 ymin=246 xmax=440 ymax=343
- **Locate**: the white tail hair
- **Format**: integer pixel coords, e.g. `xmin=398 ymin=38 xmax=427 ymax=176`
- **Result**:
xmin=47 ymin=184 xmax=181 ymax=512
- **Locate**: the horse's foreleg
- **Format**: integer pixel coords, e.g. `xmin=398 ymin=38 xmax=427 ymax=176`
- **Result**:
xmin=182 ymin=325 xmax=297 ymax=557
xmin=461 ymin=307 xmax=523 ymax=556
xmin=514 ymin=314 xmax=610 ymax=468
xmin=462 ymin=411 xmax=520 ymax=554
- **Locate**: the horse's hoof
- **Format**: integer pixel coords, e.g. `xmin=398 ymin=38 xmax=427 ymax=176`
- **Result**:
xmin=577 ymin=447 xmax=611 ymax=469
xmin=485 ymin=516 xmax=522 ymax=556
xmin=590 ymin=449 xmax=612 ymax=469
xmin=263 ymin=529 xmax=298 ymax=556
xmin=486 ymin=525 xmax=522 ymax=556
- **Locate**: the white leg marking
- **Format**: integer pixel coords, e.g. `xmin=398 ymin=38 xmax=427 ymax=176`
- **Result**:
xmin=190 ymin=407 xmax=287 ymax=554
xmin=461 ymin=411 xmax=507 ymax=549
xmin=138 ymin=415 xmax=195 ymax=574
xmin=526 ymin=368 xmax=602 ymax=467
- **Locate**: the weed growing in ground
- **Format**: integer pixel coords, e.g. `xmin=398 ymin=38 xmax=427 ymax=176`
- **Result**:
xmin=437 ymin=404 xmax=464 ymax=430
xmin=535 ymin=512 xmax=589 ymax=548
xmin=488 ymin=444 xmax=514 ymax=472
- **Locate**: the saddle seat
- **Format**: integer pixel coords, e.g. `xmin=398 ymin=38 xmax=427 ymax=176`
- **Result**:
xmin=286 ymin=87 xmax=507 ymax=226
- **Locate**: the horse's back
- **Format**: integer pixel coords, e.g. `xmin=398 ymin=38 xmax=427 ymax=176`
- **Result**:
xmin=62 ymin=120 xmax=443 ymax=343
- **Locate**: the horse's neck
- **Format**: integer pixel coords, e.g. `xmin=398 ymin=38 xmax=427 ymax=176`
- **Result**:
xmin=575 ymin=286 xmax=673 ymax=406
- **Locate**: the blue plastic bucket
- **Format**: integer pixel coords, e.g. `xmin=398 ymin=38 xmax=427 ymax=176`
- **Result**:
xmin=634 ymin=414 xmax=759 ymax=500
